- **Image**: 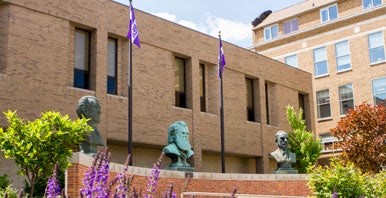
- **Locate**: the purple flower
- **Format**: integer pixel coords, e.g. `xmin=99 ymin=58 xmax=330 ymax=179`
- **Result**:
xmin=332 ymin=186 xmax=338 ymax=198
xmin=46 ymin=163 xmax=61 ymax=198
xmin=144 ymin=152 xmax=165 ymax=197
xmin=80 ymin=147 xmax=111 ymax=198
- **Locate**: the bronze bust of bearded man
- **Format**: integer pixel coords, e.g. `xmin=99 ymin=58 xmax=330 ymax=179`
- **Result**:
xmin=163 ymin=121 xmax=194 ymax=170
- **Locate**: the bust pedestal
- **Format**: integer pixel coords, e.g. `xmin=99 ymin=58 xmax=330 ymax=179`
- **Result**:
xmin=165 ymin=166 xmax=194 ymax=172
xmin=273 ymin=168 xmax=298 ymax=174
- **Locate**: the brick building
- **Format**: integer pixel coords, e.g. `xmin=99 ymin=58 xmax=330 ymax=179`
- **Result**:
xmin=252 ymin=0 xmax=386 ymax=162
xmin=0 ymin=0 xmax=314 ymax=180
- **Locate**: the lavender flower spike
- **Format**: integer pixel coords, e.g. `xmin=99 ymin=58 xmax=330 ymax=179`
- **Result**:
xmin=46 ymin=162 xmax=61 ymax=198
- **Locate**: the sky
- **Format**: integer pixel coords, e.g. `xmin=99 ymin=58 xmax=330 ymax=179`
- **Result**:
xmin=113 ymin=0 xmax=305 ymax=48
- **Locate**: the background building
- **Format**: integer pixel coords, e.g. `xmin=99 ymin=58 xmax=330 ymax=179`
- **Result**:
xmin=0 ymin=0 xmax=314 ymax=184
xmin=252 ymin=0 xmax=386 ymax=162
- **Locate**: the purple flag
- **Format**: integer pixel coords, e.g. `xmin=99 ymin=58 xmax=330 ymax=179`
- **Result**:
xmin=218 ymin=35 xmax=226 ymax=78
xmin=127 ymin=2 xmax=140 ymax=48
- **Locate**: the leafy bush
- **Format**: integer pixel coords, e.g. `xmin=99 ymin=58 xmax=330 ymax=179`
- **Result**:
xmin=0 ymin=173 xmax=11 ymax=189
xmin=0 ymin=110 xmax=92 ymax=197
xmin=0 ymin=186 xmax=28 ymax=198
xmin=330 ymin=102 xmax=386 ymax=173
xmin=286 ymin=106 xmax=321 ymax=173
xmin=307 ymin=159 xmax=385 ymax=197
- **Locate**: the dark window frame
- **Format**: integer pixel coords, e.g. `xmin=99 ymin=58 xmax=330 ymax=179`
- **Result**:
xmin=175 ymin=57 xmax=186 ymax=108
xmin=246 ymin=78 xmax=255 ymax=122
xmin=74 ymin=28 xmax=91 ymax=90
xmin=107 ymin=37 xmax=118 ymax=95
xmin=200 ymin=63 xmax=206 ymax=112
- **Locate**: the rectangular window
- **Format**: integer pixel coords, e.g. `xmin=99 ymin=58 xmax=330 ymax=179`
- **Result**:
xmin=200 ymin=64 xmax=206 ymax=112
xmin=320 ymin=5 xmax=338 ymax=23
xmin=368 ymin=31 xmax=385 ymax=64
xmin=316 ymin=89 xmax=331 ymax=119
xmin=107 ymin=38 xmax=117 ymax=95
xmin=320 ymin=133 xmax=340 ymax=153
xmin=74 ymin=29 xmax=91 ymax=89
xmin=264 ymin=24 xmax=278 ymax=40
xmin=339 ymin=84 xmax=354 ymax=115
xmin=283 ymin=19 xmax=298 ymax=34
xmin=335 ymin=40 xmax=351 ymax=72
xmin=285 ymin=54 xmax=298 ymax=68
xmin=265 ymin=82 xmax=270 ymax=124
xmin=175 ymin=57 xmax=186 ymax=108
xmin=372 ymin=77 xmax=386 ymax=105
xmin=363 ymin=0 xmax=382 ymax=9
xmin=246 ymin=78 xmax=255 ymax=122
xmin=313 ymin=46 xmax=328 ymax=77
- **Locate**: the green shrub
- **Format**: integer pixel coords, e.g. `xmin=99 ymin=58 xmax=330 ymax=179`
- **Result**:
xmin=0 ymin=186 xmax=28 ymax=198
xmin=0 ymin=173 xmax=10 ymax=189
xmin=307 ymin=159 xmax=385 ymax=197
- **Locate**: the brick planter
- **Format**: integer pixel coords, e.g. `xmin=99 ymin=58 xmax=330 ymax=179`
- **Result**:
xmin=66 ymin=152 xmax=312 ymax=197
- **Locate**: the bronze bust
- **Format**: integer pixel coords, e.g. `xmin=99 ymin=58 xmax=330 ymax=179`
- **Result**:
xmin=270 ymin=131 xmax=296 ymax=171
xmin=76 ymin=96 xmax=105 ymax=154
xmin=163 ymin=121 xmax=194 ymax=169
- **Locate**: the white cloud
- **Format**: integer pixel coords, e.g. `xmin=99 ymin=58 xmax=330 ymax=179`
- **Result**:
xmin=205 ymin=14 xmax=252 ymax=47
xmin=153 ymin=12 xmax=177 ymax=22
xmin=152 ymin=12 xmax=252 ymax=48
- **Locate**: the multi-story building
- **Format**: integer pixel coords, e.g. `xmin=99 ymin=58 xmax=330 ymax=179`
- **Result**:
xmin=252 ymin=0 xmax=386 ymax=162
xmin=0 ymin=0 xmax=314 ymax=183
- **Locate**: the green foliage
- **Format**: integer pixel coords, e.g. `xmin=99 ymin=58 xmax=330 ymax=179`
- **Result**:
xmin=0 ymin=185 xmax=28 ymax=198
xmin=286 ymin=105 xmax=321 ymax=173
xmin=307 ymin=159 xmax=385 ymax=197
xmin=0 ymin=110 xmax=92 ymax=197
xmin=0 ymin=173 xmax=10 ymax=189
xmin=330 ymin=102 xmax=386 ymax=173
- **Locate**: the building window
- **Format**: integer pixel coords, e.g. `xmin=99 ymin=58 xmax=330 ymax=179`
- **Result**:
xmin=175 ymin=57 xmax=186 ymax=108
xmin=313 ymin=46 xmax=328 ymax=77
xmin=264 ymin=24 xmax=278 ymax=40
xmin=107 ymin=38 xmax=117 ymax=95
xmin=320 ymin=133 xmax=340 ymax=153
xmin=265 ymin=82 xmax=270 ymax=124
xmin=363 ymin=0 xmax=382 ymax=9
xmin=335 ymin=40 xmax=351 ymax=72
xmin=283 ymin=19 xmax=298 ymax=34
xmin=316 ymin=89 xmax=331 ymax=119
xmin=320 ymin=5 xmax=338 ymax=23
xmin=339 ymin=84 xmax=354 ymax=115
xmin=368 ymin=31 xmax=385 ymax=64
xmin=74 ymin=29 xmax=90 ymax=89
xmin=285 ymin=54 xmax=298 ymax=68
xmin=372 ymin=77 xmax=386 ymax=105
xmin=246 ymin=78 xmax=255 ymax=122
xmin=200 ymin=64 xmax=206 ymax=112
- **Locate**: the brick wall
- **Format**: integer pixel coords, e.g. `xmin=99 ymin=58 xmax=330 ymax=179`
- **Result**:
xmin=67 ymin=153 xmax=312 ymax=198
xmin=0 ymin=0 xmax=314 ymax=174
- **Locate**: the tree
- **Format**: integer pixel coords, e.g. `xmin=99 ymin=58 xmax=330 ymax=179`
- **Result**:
xmin=330 ymin=102 xmax=386 ymax=173
xmin=286 ymin=105 xmax=321 ymax=173
xmin=0 ymin=110 xmax=92 ymax=197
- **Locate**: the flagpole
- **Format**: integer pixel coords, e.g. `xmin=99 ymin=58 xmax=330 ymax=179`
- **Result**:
xmin=219 ymin=32 xmax=225 ymax=173
xmin=128 ymin=0 xmax=133 ymax=166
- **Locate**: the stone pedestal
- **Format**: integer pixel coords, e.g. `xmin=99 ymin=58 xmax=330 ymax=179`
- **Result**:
xmin=165 ymin=166 xmax=194 ymax=172
xmin=273 ymin=168 xmax=298 ymax=174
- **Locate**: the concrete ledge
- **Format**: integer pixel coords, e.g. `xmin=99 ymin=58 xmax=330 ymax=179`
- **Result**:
xmin=71 ymin=152 xmax=307 ymax=181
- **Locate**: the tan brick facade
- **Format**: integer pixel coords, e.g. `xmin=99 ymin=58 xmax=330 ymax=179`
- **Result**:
xmin=252 ymin=0 xmax=386 ymax=160
xmin=0 ymin=0 xmax=313 ymax=176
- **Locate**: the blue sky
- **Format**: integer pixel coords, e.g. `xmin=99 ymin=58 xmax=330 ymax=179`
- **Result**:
xmin=114 ymin=0 xmax=305 ymax=48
